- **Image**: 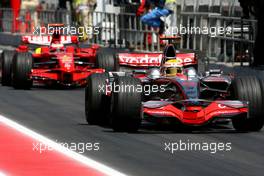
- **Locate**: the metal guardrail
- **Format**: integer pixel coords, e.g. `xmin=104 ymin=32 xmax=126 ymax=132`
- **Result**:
xmin=0 ymin=8 xmax=71 ymax=33
xmin=180 ymin=11 xmax=257 ymax=64
xmin=88 ymin=12 xmax=160 ymax=52
xmin=0 ymin=8 xmax=160 ymax=52
xmin=0 ymin=8 xmax=13 ymax=33
xmin=0 ymin=6 xmax=258 ymax=64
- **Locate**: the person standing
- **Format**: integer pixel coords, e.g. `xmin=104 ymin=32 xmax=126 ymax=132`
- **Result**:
xmin=73 ymin=0 xmax=97 ymax=40
xmin=239 ymin=0 xmax=250 ymax=18
xmin=252 ymin=0 xmax=264 ymax=66
xmin=137 ymin=0 xmax=176 ymax=34
xmin=239 ymin=0 xmax=264 ymax=66
xmin=20 ymin=0 xmax=39 ymax=29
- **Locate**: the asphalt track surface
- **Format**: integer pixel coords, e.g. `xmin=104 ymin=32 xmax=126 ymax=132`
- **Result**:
xmin=0 ymin=49 xmax=264 ymax=175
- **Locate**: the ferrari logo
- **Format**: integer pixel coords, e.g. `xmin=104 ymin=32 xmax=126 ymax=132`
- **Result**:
xmin=62 ymin=55 xmax=71 ymax=62
xmin=61 ymin=55 xmax=72 ymax=70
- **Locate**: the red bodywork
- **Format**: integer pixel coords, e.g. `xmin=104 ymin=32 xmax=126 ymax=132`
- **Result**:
xmin=16 ymin=35 xmax=104 ymax=87
xmin=143 ymin=100 xmax=248 ymax=125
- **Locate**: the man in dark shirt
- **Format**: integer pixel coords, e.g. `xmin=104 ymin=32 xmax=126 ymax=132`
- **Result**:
xmin=0 ymin=0 xmax=9 ymax=8
xmin=239 ymin=0 xmax=264 ymax=66
xmin=238 ymin=0 xmax=250 ymax=18
xmin=58 ymin=0 xmax=73 ymax=9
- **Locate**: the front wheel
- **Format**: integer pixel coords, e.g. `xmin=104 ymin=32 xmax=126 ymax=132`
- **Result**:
xmin=12 ymin=52 xmax=33 ymax=89
xmin=1 ymin=50 xmax=16 ymax=86
xmin=231 ymin=76 xmax=264 ymax=131
xmin=85 ymin=73 xmax=111 ymax=125
xmin=111 ymin=76 xmax=142 ymax=132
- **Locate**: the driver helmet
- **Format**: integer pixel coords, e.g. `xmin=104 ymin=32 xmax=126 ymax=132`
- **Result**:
xmin=50 ymin=31 xmax=64 ymax=49
xmin=51 ymin=31 xmax=61 ymax=44
xmin=161 ymin=59 xmax=183 ymax=76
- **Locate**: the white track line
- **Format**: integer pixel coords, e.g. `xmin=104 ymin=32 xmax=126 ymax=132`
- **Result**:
xmin=0 ymin=114 xmax=127 ymax=176
xmin=0 ymin=172 xmax=6 ymax=176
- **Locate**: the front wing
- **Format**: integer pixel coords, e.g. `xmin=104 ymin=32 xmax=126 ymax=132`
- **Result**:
xmin=31 ymin=68 xmax=104 ymax=86
xmin=143 ymin=100 xmax=248 ymax=125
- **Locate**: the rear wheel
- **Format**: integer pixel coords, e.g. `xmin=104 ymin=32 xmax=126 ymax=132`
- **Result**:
xmin=12 ymin=52 xmax=33 ymax=89
xmin=231 ymin=76 xmax=264 ymax=131
xmin=1 ymin=50 xmax=15 ymax=86
xmin=95 ymin=52 xmax=119 ymax=72
xmin=259 ymin=78 xmax=264 ymax=99
xmin=111 ymin=76 xmax=142 ymax=132
xmin=85 ymin=73 xmax=110 ymax=125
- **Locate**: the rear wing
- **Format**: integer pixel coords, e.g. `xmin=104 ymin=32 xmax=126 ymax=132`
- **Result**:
xmin=117 ymin=52 xmax=197 ymax=68
xmin=21 ymin=35 xmax=77 ymax=45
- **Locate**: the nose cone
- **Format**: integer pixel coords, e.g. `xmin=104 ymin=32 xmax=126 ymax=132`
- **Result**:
xmin=176 ymin=78 xmax=200 ymax=99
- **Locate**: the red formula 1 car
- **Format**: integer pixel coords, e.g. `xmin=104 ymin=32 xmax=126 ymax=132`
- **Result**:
xmin=1 ymin=26 xmax=117 ymax=89
xmin=85 ymin=42 xmax=264 ymax=132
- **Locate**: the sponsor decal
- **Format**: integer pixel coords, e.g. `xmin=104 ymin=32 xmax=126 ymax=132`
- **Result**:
xmin=119 ymin=54 xmax=162 ymax=66
xmin=60 ymin=55 xmax=73 ymax=70
xmin=119 ymin=53 xmax=195 ymax=66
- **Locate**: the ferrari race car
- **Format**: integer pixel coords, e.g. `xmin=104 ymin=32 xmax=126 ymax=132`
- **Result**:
xmin=0 ymin=25 xmax=117 ymax=89
xmin=85 ymin=43 xmax=264 ymax=132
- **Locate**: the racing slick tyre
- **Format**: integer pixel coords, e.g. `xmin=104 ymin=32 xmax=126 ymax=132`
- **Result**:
xmin=12 ymin=52 xmax=33 ymax=89
xmin=1 ymin=50 xmax=15 ymax=86
xmin=231 ymin=76 xmax=264 ymax=131
xmin=85 ymin=73 xmax=110 ymax=125
xmin=111 ymin=76 xmax=142 ymax=132
xmin=95 ymin=52 xmax=119 ymax=72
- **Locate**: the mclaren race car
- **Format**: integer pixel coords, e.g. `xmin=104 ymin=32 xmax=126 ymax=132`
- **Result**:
xmin=0 ymin=24 xmax=116 ymax=89
xmin=85 ymin=42 xmax=264 ymax=132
